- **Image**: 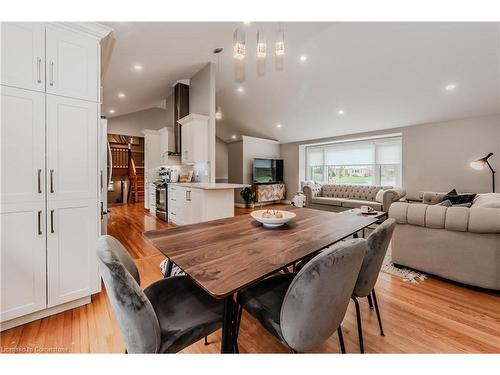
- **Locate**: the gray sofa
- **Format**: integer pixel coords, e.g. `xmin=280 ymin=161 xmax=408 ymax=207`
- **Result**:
xmin=303 ymin=183 xmax=406 ymax=213
xmin=389 ymin=192 xmax=500 ymax=290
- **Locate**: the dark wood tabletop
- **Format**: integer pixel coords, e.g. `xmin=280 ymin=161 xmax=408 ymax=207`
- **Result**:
xmin=143 ymin=207 xmax=378 ymax=298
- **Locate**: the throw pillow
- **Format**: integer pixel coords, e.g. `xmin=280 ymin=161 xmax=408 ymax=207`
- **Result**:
xmin=436 ymin=199 xmax=452 ymax=207
xmin=446 ymin=193 xmax=477 ymax=205
xmin=375 ymin=189 xmax=385 ymax=203
xmin=453 ymin=202 xmax=472 ymax=208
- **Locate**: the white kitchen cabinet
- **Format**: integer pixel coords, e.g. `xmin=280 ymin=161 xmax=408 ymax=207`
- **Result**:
xmin=1 ymin=22 xmax=46 ymax=92
xmin=1 ymin=86 xmax=46 ymax=205
xmin=46 ymin=26 xmax=99 ymax=102
xmin=143 ymin=129 xmax=161 ymax=210
xmin=0 ymin=203 xmax=47 ymax=322
xmin=179 ymin=113 xmax=209 ymax=165
xmin=46 ymin=95 xmax=98 ymax=202
xmin=47 ymin=199 xmax=99 ymax=307
xmin=0 ymin=22 xmax=110 ymax=330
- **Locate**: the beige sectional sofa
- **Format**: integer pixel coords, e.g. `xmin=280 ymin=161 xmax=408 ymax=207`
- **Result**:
xmin=389 ymin=193 xmax=500 ymax=290
xmin=303 ymin=183 xmax=406 ymax=213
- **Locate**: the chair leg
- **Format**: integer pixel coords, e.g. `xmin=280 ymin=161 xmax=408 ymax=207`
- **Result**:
xmin=371 ymin=289 xmax=385 ymax=336
xmin=352 ymin=296 xmax=364 ymax=353
xmin=204 ymin=336 xmax=209 ymax=346
xmin=367 ymin=294 xmax=374 ymax=310
xmin=233 ymin=301 xmax=243 ymax=353
xmin=337 ymin=326 xmax=346 ymax=354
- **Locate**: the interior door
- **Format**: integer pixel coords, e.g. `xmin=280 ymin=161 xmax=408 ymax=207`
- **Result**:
xmin=45 ymin=26 xmax=99 ymax=102
xmin=0 ymin=22 xmax=45 ymax=92
xmin=46 ymin=94 xmax=98 ymax=202
xmin=0 ymin=86 xmax=47 ymax=322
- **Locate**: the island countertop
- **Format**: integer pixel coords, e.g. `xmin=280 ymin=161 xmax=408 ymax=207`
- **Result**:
xmin=167 ymin=182 xmax=249 ymax=190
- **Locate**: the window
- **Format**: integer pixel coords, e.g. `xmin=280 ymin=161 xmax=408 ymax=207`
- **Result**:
xmin=305 ymin=136 xmax=402 ymax=186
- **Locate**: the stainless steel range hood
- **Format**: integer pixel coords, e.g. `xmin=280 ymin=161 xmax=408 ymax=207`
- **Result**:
xmin=169 ymin=82 xmax=190 ymax=156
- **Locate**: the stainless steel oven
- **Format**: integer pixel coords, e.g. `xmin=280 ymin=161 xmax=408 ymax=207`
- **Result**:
xmin=156 ymin=183 xmax=168 ymax=221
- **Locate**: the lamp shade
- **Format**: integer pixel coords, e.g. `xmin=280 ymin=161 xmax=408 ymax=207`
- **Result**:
xmin=470 ymin=152 xmax=493 ymax=170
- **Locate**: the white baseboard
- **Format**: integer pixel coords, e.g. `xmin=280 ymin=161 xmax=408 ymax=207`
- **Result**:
xmin=234 ymin=202 xmax=246 ymax=208
xmin=0 ymin=296 xmax=91 ymax=332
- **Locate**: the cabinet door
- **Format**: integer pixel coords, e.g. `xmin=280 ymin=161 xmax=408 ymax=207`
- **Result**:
xmin=46 ymin=95 xmax=98 ymax=202
xmin=187 ymin=188 xmax=203 ymax=224
xmin=1 ymin=86 xmax=45 ymax=205
xmin=191 ymin=122 xmax=208 ymax=163
xmin=47 ymin=200 xmax=99 ymax=307
xmin=0 ymin=203 xmax=46 ymax=322
xmin=181 ymin=124 xmax=193 ymax=164
xmin=45 ymin=26 xmax=99 ymax=102
xmin=1 ymin=22 xmax=45 ymax=92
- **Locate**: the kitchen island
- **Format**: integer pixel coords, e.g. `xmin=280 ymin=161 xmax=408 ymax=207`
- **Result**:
xmin=167 ymin=182 xmax=249 ymax=226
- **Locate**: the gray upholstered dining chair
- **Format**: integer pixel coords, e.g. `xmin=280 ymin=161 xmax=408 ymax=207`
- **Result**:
xmin=234 ymin=238 xmax=367 ymax=353
xmin=350 ymin=218 xmax=396 ymax=353
xmin=97 ymin=235 xmax=224 ymax=353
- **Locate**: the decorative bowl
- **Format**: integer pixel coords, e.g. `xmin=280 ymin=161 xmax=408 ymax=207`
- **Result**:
xmin=250 ymin=210 xmax=297 ymax=228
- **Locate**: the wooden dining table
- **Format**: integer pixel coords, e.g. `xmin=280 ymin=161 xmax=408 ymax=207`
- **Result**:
xmin=143 ymin=207 xmax=378 ymax=353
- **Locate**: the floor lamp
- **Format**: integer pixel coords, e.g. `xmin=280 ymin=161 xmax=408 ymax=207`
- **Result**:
xmin=470 ymin=152 xmax=496 ymax=192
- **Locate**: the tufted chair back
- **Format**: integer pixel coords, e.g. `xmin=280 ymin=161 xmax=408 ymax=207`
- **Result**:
xmin=320 ymin=184 xmax=392 ymax=202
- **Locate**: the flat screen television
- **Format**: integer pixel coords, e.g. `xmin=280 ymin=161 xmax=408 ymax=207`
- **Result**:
xmin=253 ymin=158 xmax=284 ymax=184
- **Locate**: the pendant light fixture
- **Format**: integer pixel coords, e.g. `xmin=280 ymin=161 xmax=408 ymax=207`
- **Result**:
xmin=233 ymin=28 xmax=246 ymax=60
xmin=256 ymin=31 xmax=267 ymax=58
xmin=275 ymin=28 xmax=285 ymax=56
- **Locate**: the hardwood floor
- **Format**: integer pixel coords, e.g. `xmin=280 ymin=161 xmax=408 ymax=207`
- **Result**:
xmin=1 ymin=203 xmax=499 ymax=353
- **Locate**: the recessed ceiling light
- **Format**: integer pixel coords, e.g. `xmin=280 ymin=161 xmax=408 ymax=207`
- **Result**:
xmin=276 ymin=123 xmax=282 ymax=128
xmin=109 ymin=109 xmax=115 ymax=114
xmin=445 ymin=83 xmax=457 ymax=91
xmin=299 ymin=55 xmax=307 ymax=62
xmin=133 ymin=64 xmax=143 ymax=71
xmin=117 ymin=92 xmax=126 ymax=99
xmin=237 ymin=86 xmax=244 ymax=94
xmin=231 ymin=135 xmax=237 ymax=139
xmin=243 ymin=21 xmax=251 ymax=26
xmin=337 ymin=109 xmax=345 ymax=115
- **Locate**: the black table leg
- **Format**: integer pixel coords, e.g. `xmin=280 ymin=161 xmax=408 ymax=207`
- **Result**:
xmin=221 ymin=295 xmax=235 ymax=353
xmin=353 ymin=232 xmax=359 ymax=238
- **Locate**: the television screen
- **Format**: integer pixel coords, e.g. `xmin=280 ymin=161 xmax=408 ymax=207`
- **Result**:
xmin=253 ymin=159 xmax=283 ymax=184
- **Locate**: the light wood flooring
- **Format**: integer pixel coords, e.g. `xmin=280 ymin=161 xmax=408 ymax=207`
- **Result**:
xmin=1 ymin=203 xmax=499 ymax=353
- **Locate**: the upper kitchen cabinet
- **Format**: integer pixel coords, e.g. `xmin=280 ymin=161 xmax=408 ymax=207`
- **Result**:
xmin=45 ymin=26 xmax=99 ymax=102
xmin=179 ymin=113 xmax=209 ymax=165
xmin=1 ymin=23 xmax=46 ymax=92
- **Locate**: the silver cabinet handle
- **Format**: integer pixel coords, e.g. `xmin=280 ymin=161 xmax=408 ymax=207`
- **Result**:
xmin=49 ymin=61 xmax=54 ymax=86
xmin=50 ymin=209 xmax=55 ymax=233
xmin=50 ymin=169 xmax=54 ymax=193
xmin=37 ymin=169 xmax=42 ymax=193
xmin=37 ymin=57 xmax=42 ymax=83
xmin=37 ymin=210 xmax=42 ymax=235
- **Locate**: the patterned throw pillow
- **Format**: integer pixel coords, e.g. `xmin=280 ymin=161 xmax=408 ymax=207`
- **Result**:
xmin=443 ymin=189 xmax=476 ymax=205
xmin=437 ymin=199 xmax=453 ymax=207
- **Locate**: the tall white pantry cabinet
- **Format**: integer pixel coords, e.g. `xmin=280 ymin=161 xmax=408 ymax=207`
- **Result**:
xmin=0 ymin=22 xmax=112 ymax=330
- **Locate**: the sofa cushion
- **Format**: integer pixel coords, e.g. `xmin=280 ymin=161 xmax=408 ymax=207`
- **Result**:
xmin=425 ymin=205 xmax=447 ymax=229
xmin=311 ymin=197 xmax=343 ymax=207
xmin=445 ymin=207 xmax=470 ymax=232
xmin=340 ymin=199 xmax=383 ymax=211
xmin=472 ymin=193 xmax=500 ymax=208
xmin=407 ymin=204 xmax=427 ymax=226
xmin=389 ymin=202 xmax=409 ymax=224
xmin=469 ymin=208 xmax=500 ymax=233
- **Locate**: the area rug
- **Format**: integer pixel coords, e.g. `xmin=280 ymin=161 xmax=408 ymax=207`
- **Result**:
xmin=381 ymin=247 xmax=427 ymax=283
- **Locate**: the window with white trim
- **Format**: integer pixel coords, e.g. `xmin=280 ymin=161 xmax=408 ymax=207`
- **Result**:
xmin=305 ymin=136 xmax=402 ymax=186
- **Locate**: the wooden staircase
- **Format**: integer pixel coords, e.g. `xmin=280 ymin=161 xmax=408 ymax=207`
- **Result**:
xmin=129 ymin=156 xmax=144 ymax=204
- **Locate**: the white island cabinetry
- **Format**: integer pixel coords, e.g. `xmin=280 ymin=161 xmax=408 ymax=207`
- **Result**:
xmin=168 ymin=183 xmax=248 ymax=226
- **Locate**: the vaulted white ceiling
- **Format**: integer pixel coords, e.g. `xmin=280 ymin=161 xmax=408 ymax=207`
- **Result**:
xmin=102 ymin=22 xmax=500 ymax=143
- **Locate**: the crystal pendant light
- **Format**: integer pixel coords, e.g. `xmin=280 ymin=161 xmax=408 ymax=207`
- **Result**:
xmin=233 ymin=28 xmax=246 ymax=60
xmin=275 ymin=28 xmax=285 ymax=56
xmin=256 ymin=31 xmax=267 ymax=58
xmin=215 ymin=106 xmax=222 ymax=120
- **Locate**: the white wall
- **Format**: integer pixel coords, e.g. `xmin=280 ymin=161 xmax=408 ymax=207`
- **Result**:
xmin=190 ymin=63 xmax=216 ymax=183
xmin=107 ymin=107 xmax=167 ymax=137
xmin=281 ymin=114 xmax=500 ymax=200
xmin=216 ymin=137 xmax=229 ymax=182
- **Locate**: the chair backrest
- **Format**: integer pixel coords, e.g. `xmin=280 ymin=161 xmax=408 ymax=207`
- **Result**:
xmin=280 ymin=238 xmax=367 ymax=352
xmin=97 ymin=235 xmax=161 ymax=353
xmin=353 ymin=218 xmax=396 ymax=297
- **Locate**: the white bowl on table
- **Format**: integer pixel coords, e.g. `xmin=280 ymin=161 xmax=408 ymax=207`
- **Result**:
xmin=250 ymin=210 xmax=297 ymax=228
